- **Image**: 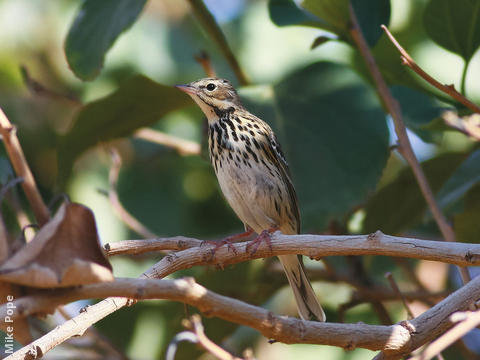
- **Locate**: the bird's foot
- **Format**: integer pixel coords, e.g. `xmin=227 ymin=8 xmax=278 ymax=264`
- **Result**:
xmin=201 ymin=228 xmax=254 ymax=256
xmin=246 ymin=228 xmax=276 ymax=255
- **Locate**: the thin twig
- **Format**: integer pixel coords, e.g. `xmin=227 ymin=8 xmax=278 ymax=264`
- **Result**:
xmin=408 ymin=310 xmax=480 ymax=360
xmin=385 ymin=272 xmax=415 ymax=320
xmin=186 ymin=0 xmax=249 ymax=85
xmin=348 ymin=8 xmax=470 ymax=284
xmin=381 ymin=26 xmax=480 ymax=114
xmin=133 ymin=128 xmax=201 ymax=156
xmin=182 ymin=314 xmax=244 ymax=360
xmin=0 ymin=108 xmax=50 ymax=226
xmin=20 ymin=65 xmax=81 ymax=106
xmin=108 ymin=149 xmax=157 ymax=238
xmin=194 ymin=51 xmax=217 ymax=78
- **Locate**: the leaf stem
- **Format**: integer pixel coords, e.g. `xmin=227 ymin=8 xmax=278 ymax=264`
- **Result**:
xmin=460 ymin=58 xmax=470 ymax=96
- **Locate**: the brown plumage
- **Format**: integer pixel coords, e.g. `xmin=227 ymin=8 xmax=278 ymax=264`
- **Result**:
xmin=176 ymin=77 xmax=326 ymax=322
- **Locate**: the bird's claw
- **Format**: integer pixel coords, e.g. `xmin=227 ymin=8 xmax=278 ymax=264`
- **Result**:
xmin=246 ymin=229 xmax=273 ymax=255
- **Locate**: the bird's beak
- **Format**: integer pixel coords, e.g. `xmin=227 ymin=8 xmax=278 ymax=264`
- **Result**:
xmin=175 ymin=84 xmax=197 ymax=95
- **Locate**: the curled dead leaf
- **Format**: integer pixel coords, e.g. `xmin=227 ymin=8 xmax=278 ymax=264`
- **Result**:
xmin=443 ymin=111 xmax=480 ymax=141
xmin=0 ymin=202 xmax=113 ymax=288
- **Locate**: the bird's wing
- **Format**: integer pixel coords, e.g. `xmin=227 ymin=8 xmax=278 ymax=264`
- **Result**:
xmin=264 ymin=131 xmax=301 ymax=234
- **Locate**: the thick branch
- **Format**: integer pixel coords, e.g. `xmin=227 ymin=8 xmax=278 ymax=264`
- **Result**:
xmin=105 ymin=231 xmax=480 ymax=267
xmin=5 ymin=230 xmax=480 ymax=359
xmin=348 ymin=8 xmax=470 ymax=284
xmin=1 ymin=277 xmax=409 ymax=357
xmin=0 ymin=108 xmax=50 ymax=226
xmin=6 ymin=273 xmax=480 ymax=360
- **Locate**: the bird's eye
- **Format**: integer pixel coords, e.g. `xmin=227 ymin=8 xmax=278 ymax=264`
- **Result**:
xmin=206 ymin=83 xmax=216 ymax=91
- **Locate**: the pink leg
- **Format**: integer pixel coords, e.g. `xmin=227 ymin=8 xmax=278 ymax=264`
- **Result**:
xmin=246 ymin=227 xmax=277 ymax=255
xmin=202 ymin=227 xmax=254 ymax=254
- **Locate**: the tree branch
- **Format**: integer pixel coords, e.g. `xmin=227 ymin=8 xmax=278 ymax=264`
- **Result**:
xmin=0 ymin=108 xmax=50 ymax=226
xmin=133 ymin=128 xmax=201 ymax=156
xmin=5 ymin=271 xmax=480 ymax=360
xmin=104 ymin=231 xmax=480 ymax=267
xmin=186 ymin=0 xmax=249 ymax=85
xmin=347 ymin=7 xmax=470 ymax=284
xmin=108 ymin=149 xmax=157 ymax=238
xmin=408 ymin=310 xmax=480 ymax=360
xmin=381 ymin=26 xmax=480 ymax=114
xmin=4 ymin=229 xmax=480 ymax=359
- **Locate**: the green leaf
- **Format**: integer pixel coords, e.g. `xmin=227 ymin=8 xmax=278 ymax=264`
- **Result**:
xmin=436 ymin=149 xmax=480 ymax=209
xmin=241 ymin=62 xmax=390 ymax=231
xmin=58 ymin=75 xmax=192 ymax=183
xmin=363 ymin=153 xmax=466 ymax=234
xmin=454 ymin=185 xmax=480 ymax=243
xmin=301 ymin=0 xmax=350 ymax=38
xmin=423 ymin=0 xmax=480 ymax=62
xmin=390 ymin=86 xmax=451 ymax=142
xmin=268 ymin=0 xmax=327 ymax=28
xmin=300 ymin=0 xmax=390 ymax=46
xmin=351 ymin=0 xmax=391 ymax=47
xmin=65 ymin=0 xmax=147 ymax=81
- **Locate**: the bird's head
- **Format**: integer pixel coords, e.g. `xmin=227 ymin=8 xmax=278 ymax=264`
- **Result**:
xmin=175 ymin=78 xmax=241 ymax=121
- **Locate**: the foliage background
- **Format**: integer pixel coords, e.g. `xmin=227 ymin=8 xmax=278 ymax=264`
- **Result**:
xmin=0 ymin=0 xmax=479 ymax=359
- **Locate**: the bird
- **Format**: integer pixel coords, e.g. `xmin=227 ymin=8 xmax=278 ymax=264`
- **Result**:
xmin=176 ymin=77 xmax=326 ymax=322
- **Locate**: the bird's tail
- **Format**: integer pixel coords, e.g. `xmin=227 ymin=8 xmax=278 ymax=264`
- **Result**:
xmin=278 ymin=254 xmax=326 ymax=322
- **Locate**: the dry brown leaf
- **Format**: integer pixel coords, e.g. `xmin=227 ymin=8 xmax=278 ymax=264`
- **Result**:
xmin=443 ymin=111 xmax=480 ymax=141
xmin=0 ymin=202 xmax=113 ymax=288
xmin=0 ymin=282 xmax=32 ymax=344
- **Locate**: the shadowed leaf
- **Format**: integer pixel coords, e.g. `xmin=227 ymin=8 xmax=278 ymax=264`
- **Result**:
xmin=363 ymin=153 xmax=466 ymax=234
xmin=58 ymin=75 xmax=192 ymax=183
xmin=436 ymin=149 xmax=480 ymax=209
xmin=241 ymin=62 xmax=389 ymax=231
xmin=65 ymin=0 xmax=147 ymax=80
xmin=424 ymin=0 xmax=480 ymax=62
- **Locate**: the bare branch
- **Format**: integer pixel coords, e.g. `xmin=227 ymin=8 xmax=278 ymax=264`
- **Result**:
xmin=104 ymin=236 xmax=202 ymax=256
xmin=133 ymin=128 xmax=201 ymax=156
xmin=186 ymin=0 xmax=249 ymax=85
xmin=108 ymin=149 xmax=157 ymax=238
xmin=181 ymin=314 xmax=244 ymax=360
xmin=385 ymin=272 xmax=415 ymax=319
xmin=194 ymin=51 xmax=217 ymax=78
xmin=0 ymin=108 xmax=50 ymax=226
xmin=5 ymin=272 xmax=480 ymax=360
xmin=20 ymin=65 xmax=81 ymax=106
xmin=105 ymin=231 xmax=480 ymax=267
xmin=409 ymin=310 xmax=480 ymax=360
xmin=348 ymin=8 xmax=470 ymax=284
xmin=381 ymin=26 xmax=480 ymax=115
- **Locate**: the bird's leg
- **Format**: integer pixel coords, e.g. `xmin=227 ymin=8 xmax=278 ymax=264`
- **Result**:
xmin=246 ymin=227 xmax=277 ymax=255
xmin=202 ymin=227 xmax=254 ymax=255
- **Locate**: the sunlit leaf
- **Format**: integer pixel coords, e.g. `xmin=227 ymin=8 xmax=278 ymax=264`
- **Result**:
xmin=65 ymin=0 xmax=147 ymax=80
xmin=300 ymin=0 xmax=390 ymax=46
xmin=268 ymin=0 xmax=327 ymax=28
